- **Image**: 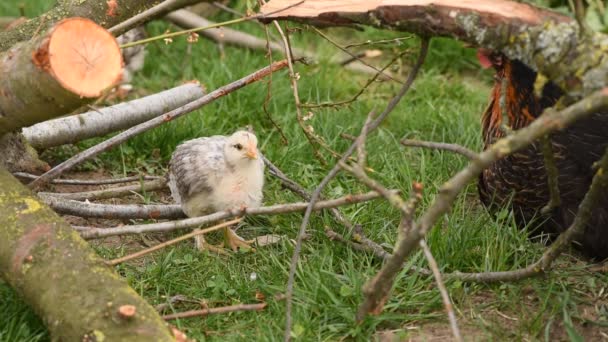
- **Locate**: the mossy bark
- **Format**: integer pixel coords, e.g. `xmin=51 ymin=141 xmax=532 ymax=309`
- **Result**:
xmin=260 ymin=0 xmax=608 ymax=101
xmin=0 ymin=0 xmax=161 ymax=52
xmin=0 ymin=168 xmax=174 ymax=341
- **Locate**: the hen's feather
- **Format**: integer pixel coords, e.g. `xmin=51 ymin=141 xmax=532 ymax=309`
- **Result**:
xmin=478 ymin=57 xmax=608 ymax=259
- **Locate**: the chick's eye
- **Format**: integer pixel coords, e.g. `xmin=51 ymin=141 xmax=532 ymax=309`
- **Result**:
xmin=234 ymin=143 xmax=243 ymax=150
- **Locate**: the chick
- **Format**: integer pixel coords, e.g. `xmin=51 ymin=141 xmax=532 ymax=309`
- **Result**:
xmin=168 ymin=130 xmax=264 ymax=251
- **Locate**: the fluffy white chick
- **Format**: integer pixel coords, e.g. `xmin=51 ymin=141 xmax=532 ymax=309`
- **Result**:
xmin=168 ymin=130 xmax=264 ymax=251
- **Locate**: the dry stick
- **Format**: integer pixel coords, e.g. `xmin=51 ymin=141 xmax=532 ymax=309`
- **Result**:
xmin=310 ymin=27 xmax=402 ymax=84
xmin=356 ymin=90 xmax=608 ymax=316
xmin=28 ymin=60 xmax=289 ymax=189
xmin=13 ymin=172 xmax=162 ymax=185
xmin=261 ymin=23 xmax=289 ymax=145
xmin=449 ymin=147 xmax=608 ymax=283
xmin=283 ymin=38 xmax=430 ymax=342
xmin=344 ymin=36 xmax=414 ymax=49
xmin=162 ymin=303 xmax=267 ymax=320
xmin=107 ymin=218 xmax=241 ymax=266
xmin=300 ymin=50 xmax=407 ymax=109
xmin=38 ymin=178 xmax=167 ymax=201
xmin=41 ymin=196 xmax=184 ymax=220
xmin=273 ymin=21 xmax=326 ymax=165
xmin=419 ymin=239 xmax=463 ymax=342
xmin=400 ymin=139 xmax=478 ymax=160
xmin=540 ymin=136 xmax=561 ymax=214
xmin=80 ymin=191 xmax=387 ymax=240
xmin=119 ymin=0 xmax=305 ymax=49
xmin=263 ymin=155 xmax=393 ymax=261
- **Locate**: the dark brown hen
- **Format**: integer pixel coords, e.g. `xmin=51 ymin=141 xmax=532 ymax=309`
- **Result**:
xmin=477 ymin=50 xmax=608 ymax=260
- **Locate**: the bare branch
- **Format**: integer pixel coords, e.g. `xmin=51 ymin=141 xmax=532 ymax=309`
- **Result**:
xmin=263 ymin=155 xmax=393 ymax=261
xmin=14 ymin=172 xmax=161 ymax=185
xmin=283 ymin=38 xmax=429 ymax=341
xmin=419 ymin=239 xmax=462 ymax=342
xmin=400 ymin=139 xmax=478 ymax=160
xmin=310 ymin=27 xmax=401 ymax=84
xmin=39 ymin=178 xmax=167 ymax=201
xmin=162 ymin=303 xmax=267 ymax=320
xmin=107 ymin=218 xmax=241 ymax=266
xmin=22 ymin=83 xmax=205 ymax=149
xmin=447 ymin=145 xmax=608 ymax=282
xmin=41 ymin=196 xmax=184 ymax=220
xmin=28 ymin=60 xmax=289 ymax=189
xmin=300 ymin=50 xmax=408 ymax=109
xmin=358 ymin=89 xmax=608 ymax=293
xmin=80 ymin=191 xmax=388 ymax=239
xmin=273 ymin=21 xmax=326 ymax=164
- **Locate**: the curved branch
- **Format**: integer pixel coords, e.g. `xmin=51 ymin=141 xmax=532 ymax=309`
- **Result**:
xmin=260 ymin=0 xmax=608 ymax=100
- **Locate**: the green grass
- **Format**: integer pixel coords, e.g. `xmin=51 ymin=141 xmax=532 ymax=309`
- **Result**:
xmin=2 ymin=1 xmax=608 ymax=341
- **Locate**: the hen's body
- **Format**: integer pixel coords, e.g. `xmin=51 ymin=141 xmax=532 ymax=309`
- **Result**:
xmin=477 ymin=55 xmax=608 ymax=260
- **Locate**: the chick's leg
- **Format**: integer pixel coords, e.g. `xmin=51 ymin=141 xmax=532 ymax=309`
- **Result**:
xmin=194 ymin=229 xmax=228 ymax=255
xmin=223 ymin=227 xmax=255 ymax=252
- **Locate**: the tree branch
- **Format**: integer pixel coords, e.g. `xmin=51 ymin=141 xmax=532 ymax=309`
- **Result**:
xmin=28 ymin=60 xmax=289 ymax=189
xmin=41 ymin=195 xmax=184 ymax=220
xmin=22 ymin=83 xmax=205 ymax=149
xmin=283 ymin=37 xmax=429 ymax=341
xmin=80 ymin=191 xmax=388 ymax=239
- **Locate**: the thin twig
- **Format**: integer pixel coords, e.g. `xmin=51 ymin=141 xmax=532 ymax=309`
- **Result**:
xmin=283 ymin=38 xmax=430 ymax=341
xmin=540 ymin=136 xmax=561 ymax=214
xmin=400 ymin=139 xmax=478 ymax=160
xmin=80 ymin=191 xmax=388 ymax=239
xmin=119 ymin=1 xmax=305 ymax=49
xmin=13 ymin=172 xmax=162 ymax=185
xmin=448 ymin=146 xmax=608 ymax=282
xmin=263 ymin=155 xmax=393 ymax=261
xmin=356 ymin=89 xmax=608 ymax=300
xmin=300 ymin=50 xmax=408 ymax=109
xmin=309 ymin=26 xmax=402 ymax=84
xmin=162 ymin=303 xmax=267 ymax=320
xmin=262 ymin=23 xmax=289 ymax=145
xmin=39 ymin=178 xmax=167 ymax=201
xmin=107 ymin=219 xmax=241 ymax=266
xmin=344 ymin=36 xmax=414 ymax=49
xmin=419 ymin=239 xmax=462 ymax=342
xmin=273 ymin=21 xmax=326 ymax=164
xmin=28 ymin=60 xmax=289 ymax=189
xmin=109 ymin=0 xmax=202 ymax=35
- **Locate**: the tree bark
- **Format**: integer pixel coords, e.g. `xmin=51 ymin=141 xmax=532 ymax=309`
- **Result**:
xmin=0 ymin=0 xmax=162 ymax=52
xmin=259 ymin=0 xmax=608 ymax=101
xmin=22 ymin=83 xmax=205 ymax=149
xmin=0 ymin=168 xmax=174 ymax=341
xmin=0 ymin=17 xmax=122 ymax=136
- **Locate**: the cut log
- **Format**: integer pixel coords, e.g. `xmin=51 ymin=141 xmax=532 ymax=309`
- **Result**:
xmin=22 ymin=83 xmax=205 ymax=149
xmin=259 ymin=0 xmax=608 ymax=100
xmin=0 ymin=17 xmax=122 ymax=136
xmin=0 ymin=0 xmax=162 ymax=52
xmin=0 ymin=168 xmax=174 ymax=341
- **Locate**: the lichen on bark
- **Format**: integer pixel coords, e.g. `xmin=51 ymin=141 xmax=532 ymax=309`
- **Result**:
xmin=0 ymin=168 xmax=174 ymax=341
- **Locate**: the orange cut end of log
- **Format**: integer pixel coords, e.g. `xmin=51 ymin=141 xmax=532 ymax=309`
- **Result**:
xmin=47 ymin=17 xmax=123 ymax=98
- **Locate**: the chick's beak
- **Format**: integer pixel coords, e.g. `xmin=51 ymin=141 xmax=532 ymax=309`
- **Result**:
xmin=245 ymin=144 xmax=258 ymax=159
